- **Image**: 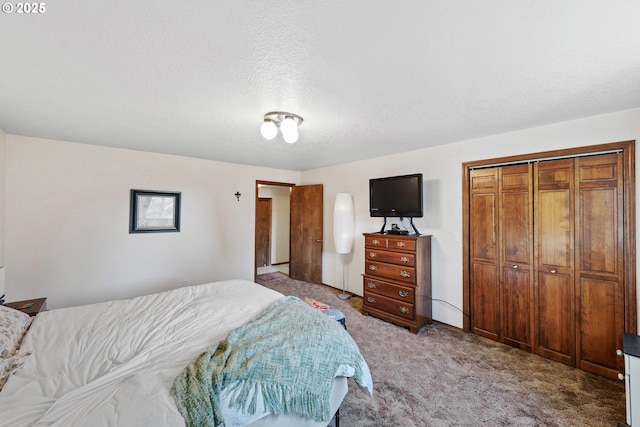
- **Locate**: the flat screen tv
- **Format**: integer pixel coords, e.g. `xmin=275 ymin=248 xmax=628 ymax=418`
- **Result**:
xmin=369 ymin=173 xmax=423 ymax=218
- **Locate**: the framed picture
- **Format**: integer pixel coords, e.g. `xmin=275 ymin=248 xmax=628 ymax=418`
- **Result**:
xmin=129 ymin=190 xmax=181 ymax=233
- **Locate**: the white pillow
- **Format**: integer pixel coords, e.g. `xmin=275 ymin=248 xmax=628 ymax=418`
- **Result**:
xmin=0 ymin=305 xmax=32 ymax=358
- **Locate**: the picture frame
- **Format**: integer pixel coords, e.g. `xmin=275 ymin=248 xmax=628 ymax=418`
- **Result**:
xmin=129 ymin=189 xmax=181 ymax=233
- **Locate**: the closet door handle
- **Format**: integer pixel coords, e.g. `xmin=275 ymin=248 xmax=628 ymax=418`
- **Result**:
xmin=512 ymin=265 xmax=519 ymax=269
xmin=550 ymin=268 xmax=557 ymax=274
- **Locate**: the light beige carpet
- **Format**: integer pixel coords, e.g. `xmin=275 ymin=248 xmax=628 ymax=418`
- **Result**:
xmin=256 ymin=272 xmax=626 ymax=427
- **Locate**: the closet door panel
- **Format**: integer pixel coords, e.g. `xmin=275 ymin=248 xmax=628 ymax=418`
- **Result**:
xmin=470 ymin=169 xmax=500 ymax=340
xmin=575 ymin=153 xmax=624 ymax=378
xmin=499 ymin=164 xmax=533 ymax=351
xmin=534 ymin=159 xmax=575 ymax=365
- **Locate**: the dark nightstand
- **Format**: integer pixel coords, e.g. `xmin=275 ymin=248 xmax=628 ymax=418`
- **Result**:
xmin=5 ymin=297 xmax=47 ymax=316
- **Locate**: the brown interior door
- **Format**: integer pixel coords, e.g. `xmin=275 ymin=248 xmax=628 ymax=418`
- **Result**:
xmin=289 ymin=184 xmax=323 ymax=284
xmin=255 ymin=198 xmax=272 ymax=268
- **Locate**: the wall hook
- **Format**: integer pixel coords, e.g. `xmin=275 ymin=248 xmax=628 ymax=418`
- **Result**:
xmin=235 ymin=191 xmax=241 ymax=201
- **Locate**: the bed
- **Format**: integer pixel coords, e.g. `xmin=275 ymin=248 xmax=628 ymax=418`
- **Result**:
xmin=0 ymin=279 xmax=372 ymax=427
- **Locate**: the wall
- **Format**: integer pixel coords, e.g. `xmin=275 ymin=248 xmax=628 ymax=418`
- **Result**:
xmin=3 ymin=108 xmax=639 ymax=329
xmin=0 ymin=128 xmax=5 ymax=297
xmin=302 ymin=107 xmax=640 ymax=329
xmin=4 ymin=135 xmax=299 ymax=309
xmin=257 ymin=185 xmax=290 ymax=265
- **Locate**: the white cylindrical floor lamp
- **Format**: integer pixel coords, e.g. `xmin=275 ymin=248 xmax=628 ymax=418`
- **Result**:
xmin=334 ymin=193 xmax=354 ymax=300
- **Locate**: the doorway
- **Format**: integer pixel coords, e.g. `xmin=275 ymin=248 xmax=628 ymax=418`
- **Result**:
xmin=254 ymin=181 xmax=324 ymax=284
xmin=255 ymin=182 xmax=293 ymax=278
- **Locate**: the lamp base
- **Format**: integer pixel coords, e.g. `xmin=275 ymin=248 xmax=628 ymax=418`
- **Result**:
xmin=337 ymin=293 xmax=351 ymax=300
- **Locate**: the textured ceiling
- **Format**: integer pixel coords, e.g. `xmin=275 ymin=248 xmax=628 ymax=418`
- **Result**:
xmin=1 ymin=1 xmax=639 ymax=171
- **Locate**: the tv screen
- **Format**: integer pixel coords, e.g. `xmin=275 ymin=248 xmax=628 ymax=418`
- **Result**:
xmin=369 ymin=173 xmax=423 ymax=218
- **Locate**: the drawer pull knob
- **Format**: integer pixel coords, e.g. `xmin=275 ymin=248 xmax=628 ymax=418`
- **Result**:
xmin=368 ymin=265 xmax=378 ymax=271
xmin=399 ymin=306 xmax=409 ymax=314
xmin=400 ymin=256 xmax=410 ymax=263
xmin=617 ymin=373 xmax=625 ymax=381
xmin=400 ymin=271 xmax=411 ymax=278
xmin=367 ymin=282 xmax=377 ymax=289
xmin=396 ymin=241 xmax=406 ymax=248
xmin=372 ymin=239 xmax=380 ymax=245
xmin=398 ymin=290 xmax=409 ymax=297
xmin=512 ymin=264 xmax=519 ymax=269
xmin=550 ymin=268 xmax=557 ymax=274
xmin=367 ymin=297 xmax=376 ymax=304
xmin=369 ymin=252 xmax=377 ymax=258
xmin=616 ymin=349 xmax=623 ymax=356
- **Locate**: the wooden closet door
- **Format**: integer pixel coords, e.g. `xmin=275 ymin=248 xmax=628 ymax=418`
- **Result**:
xmin=534 ymin=159 xmax=576 ymax=366
xmin=575 ymin=153 xmax=625 ymax=378
xmin=469 ymin=168 xmax=499 ymax=341
xmin=499 ymin=164 xmax=533 ymax=351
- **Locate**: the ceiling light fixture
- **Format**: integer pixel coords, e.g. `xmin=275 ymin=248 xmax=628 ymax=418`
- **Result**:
xmin=260 ymin=111 xmax=303 ymax=144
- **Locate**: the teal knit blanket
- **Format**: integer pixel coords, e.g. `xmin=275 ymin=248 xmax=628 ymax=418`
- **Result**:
xmin=171 ymin=296 xmax=370 ymax=427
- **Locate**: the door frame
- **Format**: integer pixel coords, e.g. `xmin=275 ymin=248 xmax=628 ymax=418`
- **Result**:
xmin=461 ymin=140 xmax=636 ymax=334
xmin=254 ymin=181 xmax=295 ymax=282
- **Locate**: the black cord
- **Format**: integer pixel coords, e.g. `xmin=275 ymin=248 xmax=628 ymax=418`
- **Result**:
xmin=422 ymin=296 xmax=471 ymax=318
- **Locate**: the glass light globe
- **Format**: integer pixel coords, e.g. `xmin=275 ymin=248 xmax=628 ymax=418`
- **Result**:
xmin=280 ymin=116 xmax=298 ymax=136
xmin=282 ymin=128 xmax=299 ymax=144
xmin=260 ymin=120 xmax=277 ymax=140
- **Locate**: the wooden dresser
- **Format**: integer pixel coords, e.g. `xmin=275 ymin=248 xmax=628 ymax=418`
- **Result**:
xmin=361 ymin=233 xmax=432 ymax=333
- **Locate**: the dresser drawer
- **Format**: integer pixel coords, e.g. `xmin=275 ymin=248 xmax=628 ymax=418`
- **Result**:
xmin=364 ymin=291 xmax=414 ymax=320
xmin=387 ymin=237 xmax=416 ymax=251
xmin=363 ymin=277 xmax=414 ymax=302
xmin=365 ymin=248 xmax=415 ymax=267
xmin=365 ymin=260 xmax=416 ymax=284
xmin=365 ymin=235 xmax=387 ymax=248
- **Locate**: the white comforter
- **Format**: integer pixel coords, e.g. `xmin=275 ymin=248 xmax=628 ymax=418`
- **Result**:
xmin=0 ymin=280 xmax=292 ymax=426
